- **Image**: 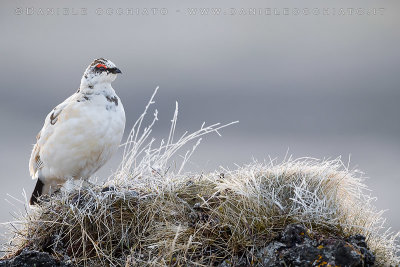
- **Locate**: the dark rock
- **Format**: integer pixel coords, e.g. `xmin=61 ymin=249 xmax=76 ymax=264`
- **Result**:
xmin=256 ymin=242 xmax=286 ymax=266
xmin=346 ymin=234 xmax=376 ymax=266
xmin=2 ymin=224 xmax=376 ymax=267
xmin=0 ymin=249 xmax=71 ymax=267
xmin=256 ymin=224 xmax=375 ymax=267
xmin=280 ymin=223 xmax=310 ymax=247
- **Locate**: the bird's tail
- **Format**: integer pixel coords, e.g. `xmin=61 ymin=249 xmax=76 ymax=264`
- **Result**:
xmin=30 ymin=179 xmax=44 ymax=205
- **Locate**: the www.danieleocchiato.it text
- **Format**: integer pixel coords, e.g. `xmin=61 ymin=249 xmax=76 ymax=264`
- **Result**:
xmin=14 ymin=7 xmax=385 ymax=16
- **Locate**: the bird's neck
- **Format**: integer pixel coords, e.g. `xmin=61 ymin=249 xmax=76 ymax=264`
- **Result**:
xmin=79 ymin=82 xmax=115 ymax=95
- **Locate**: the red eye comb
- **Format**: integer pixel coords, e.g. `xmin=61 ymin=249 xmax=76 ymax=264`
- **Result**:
xmin=96 ymin=64 xmax=107 ymax=69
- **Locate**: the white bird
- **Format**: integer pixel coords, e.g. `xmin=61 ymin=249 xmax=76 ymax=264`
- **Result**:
xmin=29 ymin=58 xmax=126 ymax=204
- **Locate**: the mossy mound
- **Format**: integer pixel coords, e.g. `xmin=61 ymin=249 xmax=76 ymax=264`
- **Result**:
xmin=4 ymin=159 xmax=399 ymax=266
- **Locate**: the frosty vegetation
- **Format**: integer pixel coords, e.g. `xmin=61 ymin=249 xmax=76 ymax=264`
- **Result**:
xmin=3 ymin=88 xmax=399 ymax=266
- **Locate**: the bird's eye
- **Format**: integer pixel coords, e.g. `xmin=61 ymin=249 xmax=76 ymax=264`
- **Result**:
xmin=95 ymin=64 xmax=107 ymax=70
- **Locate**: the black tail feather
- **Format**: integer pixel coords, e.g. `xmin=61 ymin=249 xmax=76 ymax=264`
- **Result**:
xmin=30 ymin=179 xmax=44 ymax=205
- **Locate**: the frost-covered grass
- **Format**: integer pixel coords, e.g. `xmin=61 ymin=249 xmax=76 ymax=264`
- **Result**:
xmin=2 ymin=88 xmax=399 ymax=266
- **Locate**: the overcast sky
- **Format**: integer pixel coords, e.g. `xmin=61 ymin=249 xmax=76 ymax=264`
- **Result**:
xmin=0 ymin=0 xmax=399 ymax=241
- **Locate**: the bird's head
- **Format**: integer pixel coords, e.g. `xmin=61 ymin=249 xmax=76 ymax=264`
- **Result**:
xmin=81 ymin=58 xmax=121 ymax=88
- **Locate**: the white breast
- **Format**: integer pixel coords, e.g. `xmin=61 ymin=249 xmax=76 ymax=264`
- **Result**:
xmin=38 ymin=92 xmax=125 ymax=182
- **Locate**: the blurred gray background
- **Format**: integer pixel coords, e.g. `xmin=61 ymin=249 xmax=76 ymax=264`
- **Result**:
xmin=0 ymin=0 xmax=399 ymax=243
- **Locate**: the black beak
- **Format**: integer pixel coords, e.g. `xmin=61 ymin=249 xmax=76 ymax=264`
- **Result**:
xmin=109 ymin=67 xmax=122 ymax=74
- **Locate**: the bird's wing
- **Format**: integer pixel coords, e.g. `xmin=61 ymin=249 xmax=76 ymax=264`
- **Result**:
xmin=29 ymin=94 xmax=77 ymax=179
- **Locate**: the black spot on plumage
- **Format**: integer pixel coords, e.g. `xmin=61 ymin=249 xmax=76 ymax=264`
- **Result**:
xmin=50 ymin=112 xmax=58 ymax=125
xmin=88 ymin=85 xmax=94 ymax=89
xmin=77 ymin=95 xmax=91 ymax=102
xmin=106 ymin=95 xmax=118 ymax=106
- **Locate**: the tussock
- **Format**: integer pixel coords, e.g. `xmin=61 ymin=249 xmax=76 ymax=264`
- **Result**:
xmin=3 ymin=88 xmax=399 ymax=266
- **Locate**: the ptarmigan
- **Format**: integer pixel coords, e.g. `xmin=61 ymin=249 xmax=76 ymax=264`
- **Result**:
xmin=29 ymin=58 xmax=125 ymax=205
